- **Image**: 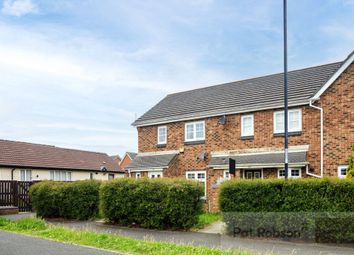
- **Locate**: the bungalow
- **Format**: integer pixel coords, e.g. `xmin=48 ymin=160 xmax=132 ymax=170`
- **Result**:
xmin=127 ymin=51 xmax=354 ymax=211
xmin=0 ymin=139 xmax=124 ymax=181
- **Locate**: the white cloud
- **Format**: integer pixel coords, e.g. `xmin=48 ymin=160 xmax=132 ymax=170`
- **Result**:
xmin=1 ymin=0 xmax=38 ymax=17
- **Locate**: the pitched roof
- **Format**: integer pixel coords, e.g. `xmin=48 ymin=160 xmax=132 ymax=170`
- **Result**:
xmin=126 ymin=151 xmax=178 ymax=170
xmin=0 ymin=139 xmax=123 ymax=172
xmin=133 ymin=61 xmax=343 ymax=127
xmin=209 ymin=151 xmax=307 ymax=168
xmin=126 ymin=152 xmax=137 ymax=160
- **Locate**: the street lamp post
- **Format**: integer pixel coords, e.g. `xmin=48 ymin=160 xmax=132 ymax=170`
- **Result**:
xmin=283 ymin=0 xmax=289 ymax=179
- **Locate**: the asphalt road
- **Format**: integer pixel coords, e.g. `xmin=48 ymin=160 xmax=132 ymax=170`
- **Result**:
xmin=0 ymin=231 xmax=122 ymax=255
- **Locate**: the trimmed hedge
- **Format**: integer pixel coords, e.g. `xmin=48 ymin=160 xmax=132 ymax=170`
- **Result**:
xmin=100 ymin=178 xmax=203 ymax=230
xmin=219 ymin=178 xmax=354 ymax=212
xmin=30 ymin=180 xmax=101 ymax=220
xmin=219 ymin=178 xmax=354 ymax=242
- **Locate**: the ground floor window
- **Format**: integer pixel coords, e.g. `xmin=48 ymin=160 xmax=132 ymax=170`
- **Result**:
xmin=338 ymin=165 xmax=348 ymax=178
xmin=50 ymin=170 xmax=72 ymax=181
xmin=20 ymin=170 xmax=32 ymax=181
xmin=186 ymin=171 xmax=206 ymax=198
xmin=90 ymin=173 xmax=94 ymax=180
xmin=243 ymin=169 xmax=262 ymax=179
xmin=108 ymin=174 xmax=114 ymax=180
xmin=148 ymin=171 xmax=163 ymax=178
xmin=135 ymin=172 xmax=141 ymax=179
xmin=224 ymin=170 xmax=230 ymax=180
xmin=278 ymin=168 xmax=301 ymax=178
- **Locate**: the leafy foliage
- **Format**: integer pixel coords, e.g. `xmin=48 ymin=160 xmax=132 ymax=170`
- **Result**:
xmin=346 ymin=144 xmax=354 ymax=179
xmin=100 ymin=178 xmax=204 ymax=230
xmin=30 ymin=180 xmax=101 ymax=220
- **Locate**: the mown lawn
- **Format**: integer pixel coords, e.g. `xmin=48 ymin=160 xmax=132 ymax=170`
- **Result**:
xmin=0 ymin=217 xmax=253 ymax=255
xmin=194 ymin=213 xmax=222 ymax=229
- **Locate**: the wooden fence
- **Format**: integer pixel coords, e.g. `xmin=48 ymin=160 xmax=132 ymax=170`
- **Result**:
xmin=0 ymin=181 xmax=34 ymax=212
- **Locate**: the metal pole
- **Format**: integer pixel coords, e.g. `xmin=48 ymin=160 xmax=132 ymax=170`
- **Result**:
xmin=283 ymin=0 xmax=289 ymax=179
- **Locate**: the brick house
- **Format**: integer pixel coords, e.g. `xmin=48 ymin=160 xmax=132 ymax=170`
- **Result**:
xmin=127 ymin=51 xmax=354 ymax=211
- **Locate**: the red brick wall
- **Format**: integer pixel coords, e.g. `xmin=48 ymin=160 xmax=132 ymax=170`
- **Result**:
xmin=136 ymin=62 xmax=354 ymax=211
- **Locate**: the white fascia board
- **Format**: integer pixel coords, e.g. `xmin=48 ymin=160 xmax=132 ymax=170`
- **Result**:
xmin=311 ymin=53 xmax=354 ymax=100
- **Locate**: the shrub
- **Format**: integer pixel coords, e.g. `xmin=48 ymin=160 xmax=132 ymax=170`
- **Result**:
xmin=347 ymin=144 xmax=354 ymax=179
xmin=219 ymin=178 xmax=354 ymax=242
xmin=30 ymin=180 xmax=101 ymax=220
xmin=100 ymin=178 xmax=203 ymax=230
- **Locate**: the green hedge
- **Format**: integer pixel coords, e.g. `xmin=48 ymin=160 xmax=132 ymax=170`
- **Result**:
xmin=219 ymin=178 xmax=354 ymax=212
xmin=219 ymin=178 xmax=354 ymax=242
xmin=100 ymin=178 xmax=203 ymax=230
xmin=30 ymin=180 xmax=101 ymax=220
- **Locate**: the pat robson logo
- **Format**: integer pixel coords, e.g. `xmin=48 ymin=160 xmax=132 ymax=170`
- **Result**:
xmin=233 ymin=227 xmax=304 ymax=239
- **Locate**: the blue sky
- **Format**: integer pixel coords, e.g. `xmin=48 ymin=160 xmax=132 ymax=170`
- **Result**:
xmin=0 ymin=0 xmax=353 ymax=156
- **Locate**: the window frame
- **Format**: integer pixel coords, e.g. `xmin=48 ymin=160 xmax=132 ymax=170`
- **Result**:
xmin=157 ymin=126 xmax=167 ymax=145
xmin=241 ymin=114 xmax=254 ymax=137
xmin=273 ymin=109 xmax=302 ymax=134
xmin=278 ymin=168 xmax=302 ymax=179
xmin=148 ymin=171 xmax=163 ymax=179
xmin=185 ymin=121 xmax=205 ymax=142
xmin=20 ymin=170 xmax=32 ymax=181
xmin=186 ymin=170 xmax=207 ymax=199
xmin=337 ymin=165 xmax=348 ymax=178
xmin=50 ymin=170 xmax=72 ymax=181
xmin=135 ymin=172 xmax=141 ymax=179
xmin=224 ymin=170 xmax=230 ymax=180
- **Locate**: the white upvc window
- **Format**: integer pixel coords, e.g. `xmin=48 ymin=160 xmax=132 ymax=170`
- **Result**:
xmin=148 ymin=171 xmax=163 ymax=178
xmin=224 ymin=170 xmax=231 ymax=180
xmin=241 ymin=114 xmax=254 ymax=137
xmin=20 ymin=170 xmax=32 ymax=181
xmin=278 ymin=168 xmax=301 ymax=178
xmin=186 ymin=171 xmax=206 ymax=198
xmin=50 ymin=170 xmax=72 ymax=181
xmin=185 ymin=121 xmax=205 ymax=142
xmin=157 ymin=126 xmax=167 ymax=145
xmin=135 ymin=172 xmax=141 ymax=179
xmin=274 ymin=109 xmax=302 ymax=134
xmin=338 ymin=165 xmax=348 ymax=178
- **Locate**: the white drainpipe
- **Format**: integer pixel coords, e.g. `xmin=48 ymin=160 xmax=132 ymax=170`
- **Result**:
xmin=308 ymin=99 xmax=323 ymax=178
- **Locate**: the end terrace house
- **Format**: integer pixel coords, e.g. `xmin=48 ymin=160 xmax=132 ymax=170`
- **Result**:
xmin=127 ymin=51 xmax=354 ymax=211
xmin=0 ymin=139 xmax=124 ymax=181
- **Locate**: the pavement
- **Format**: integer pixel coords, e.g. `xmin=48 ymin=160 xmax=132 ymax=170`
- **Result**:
xmin=0 ymin=230 xmax=121 ymax=255
xmin=2 ymin=213 xmax=354 ymax=255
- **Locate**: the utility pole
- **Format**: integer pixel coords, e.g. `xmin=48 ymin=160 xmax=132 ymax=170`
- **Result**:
xmin=283 ymin=0 xmax=289 ymax=179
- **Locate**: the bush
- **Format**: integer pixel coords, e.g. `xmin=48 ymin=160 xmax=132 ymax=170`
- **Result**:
xmin=219 ymin=178 xmax=354 ymax=242
xmin=347 ymin=144 xmax=354 ymax=179
xmin=30 ymin=180 xmax=101 ymax=220
xmin=100 ymin=178 xmax=203 ymax=230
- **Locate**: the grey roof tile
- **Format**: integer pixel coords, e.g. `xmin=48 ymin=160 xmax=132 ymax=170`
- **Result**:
xmin=133 ymin=62 xmax=343 ymax=126
xmin=209 ymin=151 xmax=307 ymax=166
xmin=126 ymin=152 xmax=178 ymax=170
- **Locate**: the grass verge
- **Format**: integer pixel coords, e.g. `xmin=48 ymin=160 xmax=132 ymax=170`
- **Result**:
xmin=0 ymin=217 xmax=253 ymax=255
xmin=194 ymin=213 xmax=222 ymax=230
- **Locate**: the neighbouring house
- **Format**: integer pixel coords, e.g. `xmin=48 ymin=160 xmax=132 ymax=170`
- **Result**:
xmin=111 ymin=154 xmax=122 ymax=166
xmin=0 ymin=139 xmax=124 ymax=182
xmin=127 ymin=51 xmax=354 ymax=211
xmin=120 ymin=152 xmax=137 ymax=171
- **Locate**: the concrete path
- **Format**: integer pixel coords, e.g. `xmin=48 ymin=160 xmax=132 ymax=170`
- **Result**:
xmin=198 ymin=220 xmax=226 ymax=234
xmin=49 ymin=220 xmax=354 ymax=255
xmin=0 ymin=230 xmax=122 ymax=255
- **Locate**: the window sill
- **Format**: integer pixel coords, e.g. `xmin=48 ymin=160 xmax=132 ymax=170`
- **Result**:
xmin=241 ymin=136 xmax=254 ymax=140
xmin=184 ymin=140 xmax=205 ymax=145
xmin=156 ymin=144 xmax=166 ymax=148
xmin=273 ymin=131 xmax=302 ymax=137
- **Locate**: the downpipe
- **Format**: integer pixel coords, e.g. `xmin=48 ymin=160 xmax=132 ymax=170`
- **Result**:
xmin=308 ymin=99 xmax=323 ymax=178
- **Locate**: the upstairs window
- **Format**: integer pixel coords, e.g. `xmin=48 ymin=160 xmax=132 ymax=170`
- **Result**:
xmin=241 ymin=114 xmax=254 ymax=137
xmin=185 ymin=121 xmax=205 ymax=142
xmin=274 ymin=109 xmax=302 ymax=134
xmin=157 ymin=126 xmax=167 ymax=145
